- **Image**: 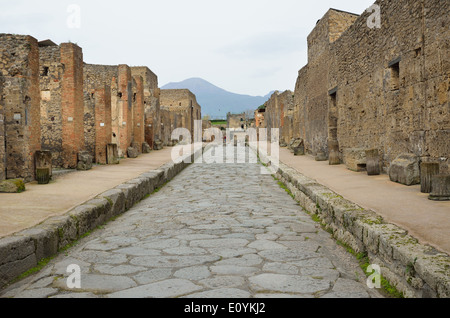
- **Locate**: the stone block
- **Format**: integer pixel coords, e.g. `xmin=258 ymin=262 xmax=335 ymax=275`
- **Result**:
xmin=142 ymin=142 xmax=152 ymax=154
xmin=288 ymin=138 xmax=304 ymax=155
xmin=77 ymin=151 xmax=93 ymax=171
xmin=35 ymin=151 xmax=53 ymax=178
xmin=0 ymin=179 xmax=25 ymax=193
xmin=97 ymin=189 xmax=126 ymax=218
xmin=154 ymin=140 xmax=163 ymax=151
xmin=127 ymin=147 xmax=139 ymax=159
xmin=429 ymin=175 xmax=450 ymax=201
xmin=39 ymin=215 xmax=78 ymax=250
xmin=389 ymin=153 xmax=420 ymax=186
xmin=115 ymin=183 xmax=140 ymax=210
xmin=315 ymin=152 xmax=328 ymax=161
xmin=15 ymin=228 xmax=58 ymax=262
xmin=421 ymin=163 xmax=440 ymax=194
xmin=0 ymin=236 xmax=36 ymax=266
xmin=328 ymin=140 xmax=340 ymax=165
xmin=366 ymin=149 xmax=381 ymax=176
xmin=343 ymin=148 xmax=367 ymax=172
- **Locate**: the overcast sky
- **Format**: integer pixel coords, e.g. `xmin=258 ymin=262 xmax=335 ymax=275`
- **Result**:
xmin=1 ymin=0 xmax=375 ymax=96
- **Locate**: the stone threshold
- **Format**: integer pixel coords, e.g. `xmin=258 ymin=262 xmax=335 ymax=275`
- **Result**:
xmin=0 ymin=146 xmax=205 ymax=290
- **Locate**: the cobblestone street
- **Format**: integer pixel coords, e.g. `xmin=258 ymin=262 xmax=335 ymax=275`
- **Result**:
xmin=0 ymin=147 xmax=382 ymax=298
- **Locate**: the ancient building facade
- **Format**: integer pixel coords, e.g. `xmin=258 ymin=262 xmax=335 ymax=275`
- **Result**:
xmin=160 ymin=89 xmax=202 ymax=142
xmin=293 ymin=9 xmax=358 ymax=157
xmin=0 ymin=34 xmax=41 ymax=182
xmin=290 ymin=0 xmax=449 ymax=173
xmin=1 ymin=33 xmax=169 ymax=183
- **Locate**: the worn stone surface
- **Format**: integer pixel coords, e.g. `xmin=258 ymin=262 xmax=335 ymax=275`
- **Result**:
xmin=0 ymin=179 xmax=25 ymax=193
xmin=0 ymin=147 xmax=377 ymax=299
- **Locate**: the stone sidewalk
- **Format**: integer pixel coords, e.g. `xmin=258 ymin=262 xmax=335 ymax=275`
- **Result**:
xmin=278 ymin=148 xmax=450 ymax=256
xmin=0 ymin=147 xmax=382 ymax=298
xmin=0 ymin=147 xmax=175 ymax=238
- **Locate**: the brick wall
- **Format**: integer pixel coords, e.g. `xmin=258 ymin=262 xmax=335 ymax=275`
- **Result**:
xmin=60 ymin=43 xmax=84 ymax=169
xmin=0 ymin=34 xmax=41 ymax=182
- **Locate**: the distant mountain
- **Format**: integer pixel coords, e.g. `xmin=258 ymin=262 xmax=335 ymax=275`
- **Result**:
xmin=161 ymin=78 xmax=275 ymax=119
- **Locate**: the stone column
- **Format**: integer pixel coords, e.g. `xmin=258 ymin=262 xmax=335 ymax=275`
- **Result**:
xmin=420 ymin=162 xmax=440 ymax=193
xmin=429 ymin=175 xmax=450 ymax=201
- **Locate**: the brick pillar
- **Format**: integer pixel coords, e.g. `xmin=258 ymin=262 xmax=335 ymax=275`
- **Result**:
xmin=60 ymin=43 xmax=84 ymax=169
xmin=133 ymin=75 xmax=144 ymax=152
xmin=94 ymin=85 xmax=112 ymax=164
xmin=118 ymin=65 xmax=132 ymax=157
xmin=0 ymin=35 xmax=41 ymax=182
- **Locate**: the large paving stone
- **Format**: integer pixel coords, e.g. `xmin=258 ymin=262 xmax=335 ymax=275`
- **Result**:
xmin=53 ymin=274 xmax=137 ymax=293
xmin=249 ymin=274 xmax=331 ymax=294
xmin=107 ymin=279 xmax=202 ymax=298
xmin=174 ymin=266 xmax=211 ymax=280
xmin=190 ymin=238 xmax=249 ymax=248
xmin=130 ymin=255 xmax=220 ymax=268
xmin=182 ymin=288 xmax=251 ymax=298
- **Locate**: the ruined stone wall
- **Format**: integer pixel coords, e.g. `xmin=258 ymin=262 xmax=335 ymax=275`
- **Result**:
xmin=279 ymin=90 xmax=295 ymax=145
xmin=39 ymin=45 xmax=64 ymax=167
xmin=160 ymin=89 xmax=201 ymax=139
xmin=295 ymin=9 xmax=358 ymax=156
xmin=328 ymin=0 xmax=449 ymax=173
xmin=264 ymin=91 xmax=294 ymax=144
xmin=131 ymin=67 xmax=159 ymax=148
xmin=83 ymin=64 xmax=119 ymax=160
xmin=0 ymin=34 xmax=41 ymax=181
